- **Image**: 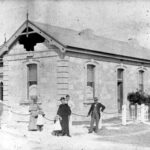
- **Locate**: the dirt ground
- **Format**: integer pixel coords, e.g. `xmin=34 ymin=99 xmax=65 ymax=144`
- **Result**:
xmin=0 ymin=118 xmax=150 ymax=150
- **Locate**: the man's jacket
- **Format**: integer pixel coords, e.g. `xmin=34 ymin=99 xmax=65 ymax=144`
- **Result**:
xmin=88 ymin=102 xmax=105 ymax=118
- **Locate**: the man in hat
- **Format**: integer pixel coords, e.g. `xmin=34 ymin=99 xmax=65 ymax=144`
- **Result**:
xmin=57 ymin=97 xmax=71 ymax=137
xmin=87 ymin=97 xmax=105 ymax=133
xmin=65 ymin=95 xmax=75 ymax=133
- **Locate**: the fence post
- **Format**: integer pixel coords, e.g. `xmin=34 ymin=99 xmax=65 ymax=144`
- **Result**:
xmin=145 ymin=105 xmax=149 ymax=121
xmin=99 ymin=112 xmax=103 ymax=129
xmin=141 ymin=104 xmax=145 ymax=123
xmin=122 ymin=104 xmax=126 ymax=125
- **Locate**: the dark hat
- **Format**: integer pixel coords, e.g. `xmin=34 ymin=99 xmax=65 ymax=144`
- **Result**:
xmin=66 ymin=94 xmax=70 ymax=98
xmin=60 ymin=97 xmax=65 ymax=101
xmin=94 ymin=97 xmax=98 ymax=101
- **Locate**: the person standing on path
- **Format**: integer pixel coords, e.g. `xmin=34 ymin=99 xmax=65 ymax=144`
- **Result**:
xmin=57 ymin=97 xmax=71 ymax=137
xmin=87 ymin=97 xmax=105 ymax=133
xmin=36 ymin=104 xmax=45 ymax=131
xmin=28 ymin=96 xmax=41 ymax=131
xmin=65 ymin=95 xmax=75 ymax=133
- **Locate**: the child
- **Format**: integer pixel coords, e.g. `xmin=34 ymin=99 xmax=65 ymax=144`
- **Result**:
xmin=37 ymin=108 xmax=45 ymax=131
xmin=52 ymin=115 xmax=62 ymax=136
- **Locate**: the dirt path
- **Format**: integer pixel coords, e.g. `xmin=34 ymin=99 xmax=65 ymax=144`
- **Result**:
xmin=0 ymin=123 xmax=150 ymax=150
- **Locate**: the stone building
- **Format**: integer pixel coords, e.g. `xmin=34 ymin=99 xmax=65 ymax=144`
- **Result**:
xmin=1 ymin=19 xmax=150 ymax=121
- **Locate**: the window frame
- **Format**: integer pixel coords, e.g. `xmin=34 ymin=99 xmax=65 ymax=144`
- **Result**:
xmin=27 ymin=63 xmax=38 ymax=99
xmin=117 ymin=68 xmax=124 ymax=113
xmin=138 ymin=70 xmax=144 ymax=92
xmin=86 ymin=64 xmax=96 ymax=100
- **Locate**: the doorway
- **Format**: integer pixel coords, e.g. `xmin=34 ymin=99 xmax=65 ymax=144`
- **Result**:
xmin=117 ymin=69 xmax=124 ymax=113
xmin=0 ymin=82 xmax=3 ymax=101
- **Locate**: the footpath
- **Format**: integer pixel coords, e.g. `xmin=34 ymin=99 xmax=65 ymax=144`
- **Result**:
xmin=0 ymin=118 xmax=150 ymax=150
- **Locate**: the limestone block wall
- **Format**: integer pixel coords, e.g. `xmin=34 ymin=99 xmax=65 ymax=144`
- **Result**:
xmin=2 ymin=42 xmax=61 ymax=120
xmin=2 ymin=40 xmax=150 ymax=122
xmin=69 ymin=57 xmax=86 ymax=121
xmin=68 ymin=57 xmax=118 ymax=121
xmin=57 ymin=57 xmax=69 ymax=98
xmin=68 ymin=55 xmax=150 ymax=121
xmin=143 ymin=67 xmax=150 ymax=94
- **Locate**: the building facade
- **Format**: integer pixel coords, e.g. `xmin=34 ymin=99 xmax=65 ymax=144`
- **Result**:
xmin=1 ymin=20 xmax=150 ymax=121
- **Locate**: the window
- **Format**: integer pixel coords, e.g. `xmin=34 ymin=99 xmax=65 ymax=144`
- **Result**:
xmin=0 ymin=58 xmax=3 ymax=67
xmin=139 ymin=70 xmax=144 ymax=92
xmin=0 ymin=82 xmax=3 ymax=101
xmin=87 ymin=64 xmax=95 ymax=99
xmin=27 ymin=64 xmax=37 ymax=98
xmin=117 ymin=68 xmax=123 ymax=81
xmin=117 ymin=68 xmax=124 ymax=113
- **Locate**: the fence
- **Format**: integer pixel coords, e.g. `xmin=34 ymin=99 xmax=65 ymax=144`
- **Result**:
xmin=0 ymin=100 xmax=150 ymax=127
xmin=121 ymin=104 xmax=150 ymax=125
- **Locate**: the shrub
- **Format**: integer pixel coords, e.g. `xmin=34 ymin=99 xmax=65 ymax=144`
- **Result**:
xmin=127 ymin=91 xmax=149 ymax=105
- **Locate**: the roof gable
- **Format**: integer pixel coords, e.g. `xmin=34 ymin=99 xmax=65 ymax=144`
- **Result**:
xmin=32 ymin=21 xmax=150 ymax=61
xmin=0 ymin=20 xmax=65 ymax=56
xmin=1 ymin=20 xmax=150 ymax=63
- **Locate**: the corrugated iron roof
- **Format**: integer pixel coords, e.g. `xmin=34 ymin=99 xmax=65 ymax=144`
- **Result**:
xmin=32 ymin=21 xmax=150 ymax=60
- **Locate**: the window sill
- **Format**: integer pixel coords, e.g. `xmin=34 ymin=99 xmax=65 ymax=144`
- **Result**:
xmin=83 ymin=99 xmax=93 ymax=105
xmin=20 ymin=101 xmax=42 ymax=106
xmin=20 ymin=101 xmax=30 ymax=106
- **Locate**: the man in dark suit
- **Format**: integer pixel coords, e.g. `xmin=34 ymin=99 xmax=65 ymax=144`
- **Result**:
xmin=87 ymin=97 xmax=105 ymax=133
xmin=57 ymin=97 xmax=71 ymax=137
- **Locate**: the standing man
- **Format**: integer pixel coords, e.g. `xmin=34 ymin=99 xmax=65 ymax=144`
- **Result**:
xmin=65 ymin=95 xmax=75 ymax=133
xmin=87 ymin=97 xmax=105 ymax=133
xmin=57 ymin=97 xmax=71 ymax=137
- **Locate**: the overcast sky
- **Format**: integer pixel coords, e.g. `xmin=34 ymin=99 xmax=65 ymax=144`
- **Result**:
xmin=1 ymin=0 xmax=150 ymax=49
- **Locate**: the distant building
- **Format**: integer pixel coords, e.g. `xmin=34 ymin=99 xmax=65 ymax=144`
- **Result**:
xmin=0 ymin=19 xmax=150 ymax=121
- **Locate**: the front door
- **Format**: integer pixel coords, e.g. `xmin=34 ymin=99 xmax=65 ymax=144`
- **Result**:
xmin=117 ymin=81 xmax=123 ymax=113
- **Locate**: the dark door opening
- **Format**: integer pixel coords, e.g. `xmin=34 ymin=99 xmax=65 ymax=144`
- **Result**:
xmin=117 ymin=81 xmax=123 ymax=113
xmin=0 ymin=82 xmax=3 ymax=101
xmin=117 ymin=69 xmax=124 ymax=113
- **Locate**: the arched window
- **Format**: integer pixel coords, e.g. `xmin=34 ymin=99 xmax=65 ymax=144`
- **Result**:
xmin=87 ymin=64 xmax=95 ymax=99
xmin=139 ymin=70 xmax=144 ymax=92
xmin=0 ymin=82 xmax=3 ymax=101
xmin=27 ymin=64 xmax=37 ymax=98
xmin=117 ymin=68 xmax=124 ymax=113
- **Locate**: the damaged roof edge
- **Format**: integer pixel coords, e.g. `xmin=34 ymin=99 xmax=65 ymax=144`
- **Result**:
xmin=66 ymin=45 xmax=150 ymax=65
xmin=28 ymin=20 xmax=66 ymax=48
xmin=0 ymin=19 xmax=150 ymax=65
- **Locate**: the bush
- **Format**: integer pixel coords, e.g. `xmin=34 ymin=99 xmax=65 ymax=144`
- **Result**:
xmin=145 ymin=95 xmax=150 ymax=105
xmin=127 ymin=92 xmax=138 ymax=104
xmin=127 ymin=91 xmax=150 ymax=105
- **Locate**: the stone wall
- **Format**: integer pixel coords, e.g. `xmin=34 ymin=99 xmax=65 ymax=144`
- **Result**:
xmin=3 ymin=42 xmax=60 ymax=120
xmin=2 ymin=41 xmax=150 ymax=123
xmin=68 ymin=54 xmax=150 ymax=121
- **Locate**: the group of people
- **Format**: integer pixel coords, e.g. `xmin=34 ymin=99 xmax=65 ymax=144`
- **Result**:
xmin=28 ymin=94 xmax=106 ymax=137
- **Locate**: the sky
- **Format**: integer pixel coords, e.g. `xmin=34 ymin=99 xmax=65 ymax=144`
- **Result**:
xmin=1 ymin=0 xmax=150 ymax=49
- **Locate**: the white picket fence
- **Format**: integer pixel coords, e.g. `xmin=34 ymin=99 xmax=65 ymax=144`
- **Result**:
xmin=122 ymin=104 xmax=149 ymax=125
